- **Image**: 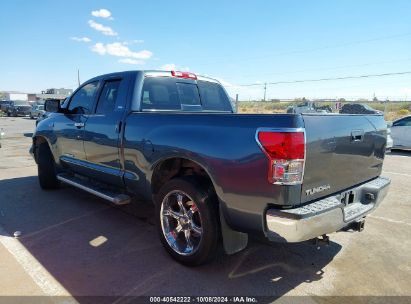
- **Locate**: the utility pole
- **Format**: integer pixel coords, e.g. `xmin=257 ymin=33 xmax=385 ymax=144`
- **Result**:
xmin=77 ymin=69 xmax=81 ymax=87
xmin=263 ymin=83 xmax=267 ymax=102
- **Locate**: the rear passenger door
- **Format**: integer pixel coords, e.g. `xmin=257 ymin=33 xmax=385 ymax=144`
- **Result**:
xmin=82 ymin=75 xmax=130 ymax=187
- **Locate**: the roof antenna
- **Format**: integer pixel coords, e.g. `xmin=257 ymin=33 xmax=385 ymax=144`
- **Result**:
xmin=77 ymin=69 xmax=81 ymax=87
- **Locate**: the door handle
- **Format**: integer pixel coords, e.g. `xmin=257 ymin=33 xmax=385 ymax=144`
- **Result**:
xmin=115 ymin=121 xmax=122 ymax=133
xmin=351 ymin=130 xmax=364 ymax=142
xmin=74 ymin=122 xmax=85 ymax=128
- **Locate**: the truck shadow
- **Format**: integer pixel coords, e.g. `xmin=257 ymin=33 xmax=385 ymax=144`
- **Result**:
xmin=0 ymin=176 xmax=342 ymax=303
xmin=389 ymin=149 xmax=411 ymax=156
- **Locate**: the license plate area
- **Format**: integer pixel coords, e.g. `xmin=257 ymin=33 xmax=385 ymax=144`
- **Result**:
xmin=340 ymin=189 xmax=374 ymax=222
xmin=340 ymin=190 xmax=356 ymax=206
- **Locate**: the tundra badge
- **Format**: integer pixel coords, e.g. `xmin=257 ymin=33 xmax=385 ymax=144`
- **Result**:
xmin=306 ymin=184 xmax=331 ymax=196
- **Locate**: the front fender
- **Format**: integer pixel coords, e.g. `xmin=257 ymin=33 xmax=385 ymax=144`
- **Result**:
xmin=32 ymin=115 xmax=59 ymax=164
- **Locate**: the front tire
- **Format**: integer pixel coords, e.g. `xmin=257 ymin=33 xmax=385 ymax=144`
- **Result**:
xmin=37 ymin=142 xmax=60 ymax=189
xmin=156 ymin=177 xmax=219 ymax=266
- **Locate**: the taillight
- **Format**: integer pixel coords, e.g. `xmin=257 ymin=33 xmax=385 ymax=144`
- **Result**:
xmin=171 ymin=70 xmax=197 ymax=80
xmin=256 ymin=130 xmax=305 ymax=184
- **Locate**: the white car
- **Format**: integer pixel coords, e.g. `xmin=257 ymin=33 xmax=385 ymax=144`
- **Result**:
xmin=29 ymin=104 xmax=45 ymax=119
xmin=386 ymin=126 xmax=393 ymax=151
xmin=391 ymin=115 xmax=411 ymax=150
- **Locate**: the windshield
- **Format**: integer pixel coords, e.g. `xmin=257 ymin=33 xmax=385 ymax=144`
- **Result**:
xmin=141 ymin=77 xmax=232 ymax=112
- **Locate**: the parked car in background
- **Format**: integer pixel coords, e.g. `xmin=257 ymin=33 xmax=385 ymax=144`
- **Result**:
xmin=5 ymin=101 xmax=32 ymax=117
xmin=287 ymin=101 xmax=333 ymax=114
xmin=30 ymin=104 xmax=45 ymax=119
xmin=339 ymin=103 xmax=382 ymax=115
xmin=390 ymin=115 xmax=411 ymax=150
xmin=0 ymin=101 xmax=11 ymax=112
xmin=386 ymin=124 xmax=393 ymax=151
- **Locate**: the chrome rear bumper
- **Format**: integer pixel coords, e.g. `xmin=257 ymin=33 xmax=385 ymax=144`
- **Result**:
xmin=265 ymin=176 xmax=390 ymax=242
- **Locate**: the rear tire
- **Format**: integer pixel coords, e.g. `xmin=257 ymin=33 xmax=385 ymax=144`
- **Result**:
xmin=155 ymin=177 xmax=220 ymax=266
xmin=37 ymin=142 xmax=60 ymax=190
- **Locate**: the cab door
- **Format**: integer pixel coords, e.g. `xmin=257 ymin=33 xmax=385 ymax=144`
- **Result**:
xmin=53 ymin=81 xmax=99 ymax=170
xmin=82 ymin=75 xmax=130 ymax=187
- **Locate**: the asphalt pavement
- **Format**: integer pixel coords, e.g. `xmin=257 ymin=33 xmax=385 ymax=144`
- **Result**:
xmin=0 ymin=116 xmax=410 ymax=303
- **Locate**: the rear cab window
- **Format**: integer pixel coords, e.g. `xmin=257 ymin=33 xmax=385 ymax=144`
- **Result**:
xmin=141 ymin=76 xmax=232 ymax=112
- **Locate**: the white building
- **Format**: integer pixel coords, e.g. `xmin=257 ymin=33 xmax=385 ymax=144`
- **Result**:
xmin=0 ymin=91 xmax=29 ymax=101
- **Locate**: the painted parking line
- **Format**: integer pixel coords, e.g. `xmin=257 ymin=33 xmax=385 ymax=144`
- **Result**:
xmin=0 ymin=225 xmax=77 ymax=301
xmin=368 ymin=215 xmax=411 ymax=227
xmin=382 ymin=171 xmax=411 ymax=178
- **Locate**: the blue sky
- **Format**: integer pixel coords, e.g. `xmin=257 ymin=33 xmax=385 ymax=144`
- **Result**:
xmin=1 ymin=0 xmax=411 ymax=100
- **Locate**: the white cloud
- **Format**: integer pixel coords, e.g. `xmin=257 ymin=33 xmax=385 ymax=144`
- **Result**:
xmin=70 ymin=36 xmax=91 ymax=43
xmin=91 ymin=43 xmax=106 ymax=55
xmin=160 ymin=63 xmax=189 ymax=71
xmin=91 ymin=42 xmax=153 ymax=62
xmin=91 ymin=9 xmax=113 ymax=19
xmin=123 ymin=39 xmax=145 ymax=45
xmin=118 ymin=58 xmax=145 ymax=65
xmin=88 ymin=20 xmax=117 ymax=36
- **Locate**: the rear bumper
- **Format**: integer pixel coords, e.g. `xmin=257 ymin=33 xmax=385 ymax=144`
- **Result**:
xmin=265 ymin=176 xmax=390 ymax=242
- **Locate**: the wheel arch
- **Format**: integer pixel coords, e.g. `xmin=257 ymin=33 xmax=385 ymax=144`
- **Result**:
xmin=151 ymin=156 xmax=218 ymax=200
xmin=151 ymin=156 xmax=249 ymax=255
xmin=32 ymin=135 xmax=53 ymax=163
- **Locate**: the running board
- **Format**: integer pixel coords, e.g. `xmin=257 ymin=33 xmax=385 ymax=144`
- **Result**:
xmin=57 ymin=174 xmax=131 ymax=205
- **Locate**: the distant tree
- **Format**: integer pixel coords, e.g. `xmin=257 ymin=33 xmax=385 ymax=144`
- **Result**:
xmin=338 ymin=98 xmax=346 ymax=103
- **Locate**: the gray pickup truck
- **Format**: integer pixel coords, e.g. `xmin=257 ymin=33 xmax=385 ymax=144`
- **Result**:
xmin=31 ymin=70 xmax=390 ymax=265
xmin=6 ymin=100 xmax=32 ymax=117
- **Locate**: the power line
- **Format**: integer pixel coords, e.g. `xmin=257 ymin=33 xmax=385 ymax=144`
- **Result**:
xmin=194 ymin=32 xmax=411 ymax=67
xmin=235 ymin=71 xmax=411 ymax=87
xmin=227 ymin=57 xmax=411 ymax=80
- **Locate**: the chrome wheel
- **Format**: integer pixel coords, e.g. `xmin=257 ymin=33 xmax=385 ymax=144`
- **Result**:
xmin=160 ymin=190 xmax=203 ymax=256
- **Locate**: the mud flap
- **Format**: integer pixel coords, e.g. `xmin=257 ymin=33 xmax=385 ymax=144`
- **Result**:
xmin=219 ymin=204 xmax=248 ymax=254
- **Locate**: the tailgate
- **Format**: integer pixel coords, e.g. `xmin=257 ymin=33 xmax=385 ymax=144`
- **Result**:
xmin=301 ymin=114 xmax=386 ymax=204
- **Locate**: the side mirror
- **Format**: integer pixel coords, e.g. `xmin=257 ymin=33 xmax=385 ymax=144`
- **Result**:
xmin=44 ymin=99 xmax=61 ymax=113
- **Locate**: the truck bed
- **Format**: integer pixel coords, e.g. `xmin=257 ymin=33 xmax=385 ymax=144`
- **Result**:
xmin=122 ymin=112 xmax=387 ymax=233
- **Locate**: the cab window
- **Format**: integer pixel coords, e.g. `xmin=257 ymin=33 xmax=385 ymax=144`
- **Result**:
xmin=68 ymin=81 xmax=99 ymax=114
xmin=95 ymin=80 xmax=121 ymax=114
